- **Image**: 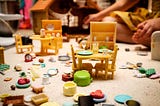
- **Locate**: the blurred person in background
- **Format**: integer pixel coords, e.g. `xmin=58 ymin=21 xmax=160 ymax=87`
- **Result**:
xmin=84 ymin=0 xmax=160 ymax=47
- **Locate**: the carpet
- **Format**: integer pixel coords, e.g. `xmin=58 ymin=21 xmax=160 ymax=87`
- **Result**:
xmin=0 ymin=39 xmax=160 ymax=106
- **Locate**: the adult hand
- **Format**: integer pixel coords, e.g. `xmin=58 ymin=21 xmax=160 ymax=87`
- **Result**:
xmin=83 ymin=13 xmax=103 ymax=25
xmin=132 ymin=18 xmax=160 ymax=47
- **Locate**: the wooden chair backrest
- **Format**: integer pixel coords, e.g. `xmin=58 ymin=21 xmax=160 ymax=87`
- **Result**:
xmin=71 ymin=44 xmax=77 ymax=69
xmin=42 ymin=20 xmax=62 ymax=30
xmin=42 ymin=19 xmax=63 ymax=49
xmin=90 ymin=22 xmax=117 ymax=50
xmin=15 ymin=34 xmax=23 ymax=46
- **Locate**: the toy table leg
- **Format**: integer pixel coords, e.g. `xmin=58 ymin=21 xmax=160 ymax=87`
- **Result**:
xmin=35 ymin=40 xmax=46 ymax=56
xmin=78 ymin=59 xmax=82 ymax=70
xmin=104 ymin=58 xmax=109 ymax=79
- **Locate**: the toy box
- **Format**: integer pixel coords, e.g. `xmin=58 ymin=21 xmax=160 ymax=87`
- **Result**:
xmin=31 ymin=93 xmax=48 ymax=105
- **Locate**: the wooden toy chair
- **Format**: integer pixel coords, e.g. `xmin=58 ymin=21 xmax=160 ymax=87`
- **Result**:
xmin=71 ymin=45 xmax=93 ymax=76
xmin=94 ymin=45 xmax=118 ymax=79
xmin=43 ymin=37 xmax=59 ymax=55
xmin=14 ymin=34 xmax=33 ymax=54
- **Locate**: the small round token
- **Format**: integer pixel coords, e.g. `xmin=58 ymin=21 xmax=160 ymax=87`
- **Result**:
xmin=93 ymin=94 xmax=107 ymax=103
xmin=63 ymin=102 xmax=74 ymax=106
xmin=10 ymin=85 xmax=16 ymax=90
xmin=24 ymin=95 xmax=33 ymax=102
xmin=4 ymin=77 xmax=12 ymax=81
xmin=124 ymin=100 xmax=140 ymax=106
xmin=125 ymin=48 xmax=130 ymax=52
xmin=137 ymin=51 xmax=148 ymax=56
xmin=114 ymin=94 xmax=132 ymax=104
xmin=136 ymin=62 xmax=142 ymax=67
xmin=47 ymin=68 xmax=58 ymax=76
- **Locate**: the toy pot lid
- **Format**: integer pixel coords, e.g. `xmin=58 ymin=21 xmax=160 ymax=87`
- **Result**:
xmin=124 ymin=100 xmax=140 ymax=106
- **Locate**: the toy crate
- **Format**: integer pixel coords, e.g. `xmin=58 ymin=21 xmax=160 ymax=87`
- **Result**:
xmin=30 ymin=0 xmax=54 ymax=34
xmin=31 ymin=93 xmax=48 ymax=105
xmin=0 ymin=47 xmax=5 ymax=64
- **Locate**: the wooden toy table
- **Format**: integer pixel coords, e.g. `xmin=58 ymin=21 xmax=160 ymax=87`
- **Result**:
xmin=76 ymin=51 xmax=111 ymax=79
xmin=30 ymin=35 xmax=55 ymax=56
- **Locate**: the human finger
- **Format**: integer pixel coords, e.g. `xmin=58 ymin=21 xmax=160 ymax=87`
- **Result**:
xmin=134 ymin=29 xmax=142 ymax=38
xmin=142 ymin=26 xmax=153 ymax=38
xmin=137 ymin=21 xmax=147 ymax=29
xmin=83 ymin=15 xmax=91 ymax=24
xmin=138 ymin=22 xmax=150 ymax=37
xmin=140 ymin=22 xmax=153 ymax=38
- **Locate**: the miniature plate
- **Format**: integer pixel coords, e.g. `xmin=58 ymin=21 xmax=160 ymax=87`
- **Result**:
xmin=16 ymin=82 xmax=31 ymax=88
xmin=114 ymin=94 xmax=132 ymax=104
xmin=93 ymin=94 xmax=107 ymax=103
xmin=24 ymin=95 xmax=34 ymax=102
xmin=47 ymin=68 xmax=58 ymax=76
xmin=98 ymin=49 xmax=112 ymax=53
xmin=58 ymin=55 xmax=70 ymax=61
xmin=77 ymin=51 xmax=93 ymax=56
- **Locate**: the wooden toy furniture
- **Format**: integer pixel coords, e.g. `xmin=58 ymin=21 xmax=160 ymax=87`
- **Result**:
xmin=30 ymin=0 xmax=54 ymax=34
xmin=0 ymin=47 xmax=5 ymax=64
xmin=71 ymin=45 xmax=93 ymax=75
xmin=94 ymin=45 xmax=118 ymax=79
xmin=89 ymin=22 xmax=117 ymax=50
xmin=41 ymin=19 xmax=63 ymax=49
xmin=30 ymin=35 xmax=59 ymax=55
xmin=76 ymin=51 xmax=111 ymax=79
xmin=42 ymin=37 xmax=59 ymax=55
xmin=30 ymin=0 xmax=100 ymax=35
xmin=42 ymin=20 xmax=62 ymax=35
xmin=14 ymin=34 xmax=33 ymax=54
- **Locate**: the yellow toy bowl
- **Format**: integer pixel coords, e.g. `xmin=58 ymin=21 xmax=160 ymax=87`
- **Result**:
xmin=63 ymin=81 xmax=77 ymax=96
